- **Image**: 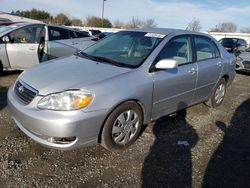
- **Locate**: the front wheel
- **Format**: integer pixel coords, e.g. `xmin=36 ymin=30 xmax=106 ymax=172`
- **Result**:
xmin=101 ymin=101 xmax=143 ymax=151
xmin=205 ymin=78 xmax=227 ymax=108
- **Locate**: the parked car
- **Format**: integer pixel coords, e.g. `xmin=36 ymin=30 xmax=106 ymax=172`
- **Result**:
xmin=0 ymin=18 xmax=11 ymax=22
xmin=0 ymin=21 xmax=20 ymax=28
xmin=8 ymin=28 xmax=236 ymax=151
xmin=236 ymin=47 xmax=250 ymax=72
xmin=219 ymin=37 xmax=248 ymax=55
xmin=88 ymin=29 xmax=102 ymax=36
xmin=77 ymin=30 xmax=91 ymax=37
xmin=70 ymin=27 xmax=91 ymax=37
xmin=0 ymin=23 xmax=96 ymax=73
xmin=95 ymin=32 xmax=114 ymax=40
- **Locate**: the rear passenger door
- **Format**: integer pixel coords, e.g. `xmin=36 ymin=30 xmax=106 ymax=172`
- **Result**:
xmin=152 ymin=35 xmax=197 ymax=120
xmin=192 ymin=35 xmax=223 ymax=104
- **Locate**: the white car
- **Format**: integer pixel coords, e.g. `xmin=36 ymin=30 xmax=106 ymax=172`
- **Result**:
xmin=0 ymin=23 xmax=96 ymax=73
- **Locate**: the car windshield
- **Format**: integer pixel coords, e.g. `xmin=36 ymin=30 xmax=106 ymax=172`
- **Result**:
xmin=0 ymin=24 xmax=21 ymax=34
xmin=82 ymin=31 xmax=165 ymax=68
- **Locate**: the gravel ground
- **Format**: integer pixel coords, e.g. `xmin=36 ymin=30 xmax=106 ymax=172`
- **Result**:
xmin=0 ymin=71 xmax=249 ymax=188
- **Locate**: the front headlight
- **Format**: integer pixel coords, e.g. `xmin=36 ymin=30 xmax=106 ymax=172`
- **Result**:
xmin=37 ymin=90 xmax=93 ymax=111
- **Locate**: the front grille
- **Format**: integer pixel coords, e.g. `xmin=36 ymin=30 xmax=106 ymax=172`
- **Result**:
xmin=14 ymin=80 xmax=37 ymax=105
xmin=243 ymin=61 xmax=250 ymax=69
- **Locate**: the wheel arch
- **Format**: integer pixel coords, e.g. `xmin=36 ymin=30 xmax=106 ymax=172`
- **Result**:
xmin=221 ymin=74 xmax=229 ymax=83
xmin=97 ymin=99 xmax=146 ymax=143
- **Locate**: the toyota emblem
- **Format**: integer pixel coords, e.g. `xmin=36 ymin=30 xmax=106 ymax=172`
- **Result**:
xmin=18 ymin=86 xmax=24 ymax=93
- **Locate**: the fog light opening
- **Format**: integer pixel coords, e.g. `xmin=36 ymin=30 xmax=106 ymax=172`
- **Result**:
xmin=48 ymin=136 xmax=77 ymax=144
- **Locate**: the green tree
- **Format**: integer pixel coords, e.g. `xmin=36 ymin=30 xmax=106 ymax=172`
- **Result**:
xmin=54 ymin=13 xmax=71 ymax=25
xmin=14 ymin=9 xmax=51 ymax=21
xmin=85 ymin=16 xmax=112 ymax=28
xmin=71 ymin=19 xmax=82 ymax=26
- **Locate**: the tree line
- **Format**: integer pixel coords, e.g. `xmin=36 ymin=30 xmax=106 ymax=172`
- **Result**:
xmin=11 ymin=9 xmax=157 ymax=29
xmin=186 ymin=18 xmax=249 ymax=33
xmin=11 ymin=9 xmax=250 ymax=33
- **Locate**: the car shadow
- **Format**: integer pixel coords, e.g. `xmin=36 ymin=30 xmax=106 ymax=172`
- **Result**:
xmin=236 ymin=69 xmax=250 ymax=76
xmin=141 ymin=102 xmax=199 ymax=188
xmin=202 ymin=99 xmax=250 ymax=187
xmin=0 ymin=70 xmax=22 ymax=77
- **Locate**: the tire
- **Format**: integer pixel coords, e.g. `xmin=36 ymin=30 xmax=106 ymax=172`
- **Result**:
xmin=101 ymin=101 xmax=143 ymax=151
xmin=205 ymin=78 xmax=227 ymax=108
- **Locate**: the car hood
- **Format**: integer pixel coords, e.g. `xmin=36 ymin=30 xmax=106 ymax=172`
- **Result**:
xmin=238 ymin=52 xmax=250 ymax=61
xmin=19 ymin=55 xmax=131 ymax=95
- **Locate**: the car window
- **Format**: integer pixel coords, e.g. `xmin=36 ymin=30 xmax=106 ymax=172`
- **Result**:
xmin=240 ymin=39 xmax=247 ymax=46
xmin=75 ymin=32 xmax=90 ymax=38
xmin=89 ymin=30 xmax=101 ymax=35
xmin=0 ymin=25 xmax=16 ymax=34
xmin=69 ymin=31 xmax=77 ymax=38
xmin=48 ymin=26 xmax=69 ymax=40
xmin=156 ymin=35 xmax=193 ymax=65
xmin=195 ymin=36 xmax=220 ymax=61
xmin=9 ymin=25 xmax=44 ymax=44
xmin=219 ymin=38 xmax=237 ymax=47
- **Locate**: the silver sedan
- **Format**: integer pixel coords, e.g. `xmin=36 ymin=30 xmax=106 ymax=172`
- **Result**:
xmin=8 ymin=28 xmax=236 ymax=151
xmin=0 ymin=23 xmax=96 ymax=73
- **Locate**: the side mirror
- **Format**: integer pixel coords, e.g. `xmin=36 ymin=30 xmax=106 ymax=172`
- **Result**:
xmin=2 ymin=35 xmax=10 ymax=43
xmin=155 ymin=59 xmax=178 ymax=70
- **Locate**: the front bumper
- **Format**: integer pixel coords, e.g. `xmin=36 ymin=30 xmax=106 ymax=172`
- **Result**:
xmin=7 ymin=86 xmax=108 ymax=150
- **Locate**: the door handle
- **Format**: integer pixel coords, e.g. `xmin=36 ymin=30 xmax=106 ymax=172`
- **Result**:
xmin=188 ymin=68 xmax=196 ymax=75
xmin=217 ymin=61 xmax=222 ymax=67
xmin=29 ymin=46 xmax=36 ymax=51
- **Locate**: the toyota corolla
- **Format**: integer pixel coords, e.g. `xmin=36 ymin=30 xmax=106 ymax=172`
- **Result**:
xmin=8 ymin=28 xmax=236 ymax=151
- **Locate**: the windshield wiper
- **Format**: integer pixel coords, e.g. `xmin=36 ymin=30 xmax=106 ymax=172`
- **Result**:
xmin=95 ymin=56 xmax=131 ymax=68
xmin=76 ymin=51 xmax=99 ymax=61
xmin=93 ymin=56 xmax=121 ymax=66
xmin=76 ymin=52 xmax=130 ymax=68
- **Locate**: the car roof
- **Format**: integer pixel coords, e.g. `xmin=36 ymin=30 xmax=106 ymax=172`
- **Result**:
xmin=220 ymin=37 xmax=245 ymax=40
xmin=0 ymin=21 xmax=19 ymax=24
xmin=125 ymin=28 xmax=206 ymax=36
xmin=5 ymin=22 xmax=83 ymax=32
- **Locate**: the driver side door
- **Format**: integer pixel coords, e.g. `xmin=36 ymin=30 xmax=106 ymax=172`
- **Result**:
xmin=6 ymin=24 xmax=44 ymax=69
xmin=151 ymin=35 xmax=197 ymax=120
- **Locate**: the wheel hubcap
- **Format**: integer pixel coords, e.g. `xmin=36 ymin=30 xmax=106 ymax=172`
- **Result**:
xmin=215 ymin=84 xmax=225 ymax=104
xmin=112 ymin=110 xmax=139 ymax=145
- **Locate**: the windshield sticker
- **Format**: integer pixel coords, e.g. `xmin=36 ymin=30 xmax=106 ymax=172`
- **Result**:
xmin=145 ymin=33 xmax=166 ymax=38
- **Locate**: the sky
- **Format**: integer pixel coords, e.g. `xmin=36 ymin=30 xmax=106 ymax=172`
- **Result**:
xmin=1 ymin=0 xmax=250 ymax=31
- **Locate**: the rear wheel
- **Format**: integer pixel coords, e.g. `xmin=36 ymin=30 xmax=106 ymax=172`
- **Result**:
xmin=205 ymin=78 xmax=227 ymax=108
xmin=101 ymin=101 xmax=143 ymax=151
